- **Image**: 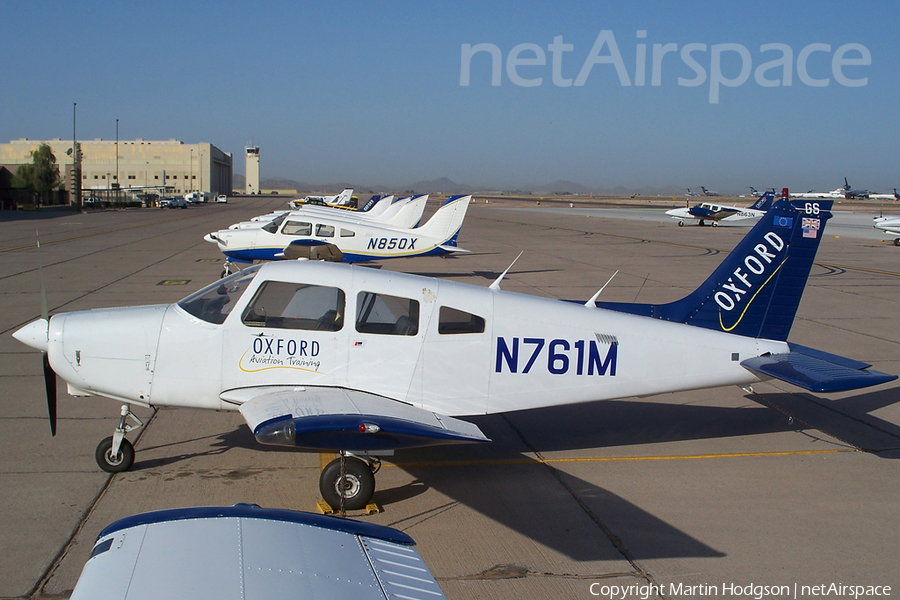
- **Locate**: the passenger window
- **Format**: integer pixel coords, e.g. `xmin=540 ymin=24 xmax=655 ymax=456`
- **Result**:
xmin=242 ymin=281 xmax=344 ymax=331
xmin=340 ymin=228 xmax=355 ymax=237
xmin=438 ymin=306 xmax=485 ymax=334
xmin=282 ymin=221 xmax=312 ymax=236
xmin=356 ymin=292 xmax=419 ymax=336
xmin=316 ymin=224 xmax=335 ymax=238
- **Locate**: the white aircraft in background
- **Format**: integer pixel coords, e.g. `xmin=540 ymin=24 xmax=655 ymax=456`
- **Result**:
xmin=665 ymin=190 xmax=774 ymax=226
xmin=229 ymin=195 xmax=427 ymax=233
xmin=206 ymin=195 xmax=470 ymax=275
xmin=70 ymin=504 xmax=446 ymax=600
xmin=700 ymin=186 xmax=721 ymax=196
xmin=13 ymin=192 xmax=895 ymax=510
xmin=290 ymin=188 xmax=355 ymax=209
xmin=869 ymin=188 xmax=900 ymax=201
xmin=873 ymin=215 xmax=900 ymax=246
xmin=793 ymin=178 xmax=869 ymax=199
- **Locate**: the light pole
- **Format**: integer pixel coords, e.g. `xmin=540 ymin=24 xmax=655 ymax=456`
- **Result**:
xmin=190 ymin=148 xmax=194 ymax=193
xmin=73 ymin=102 xmax=81 ymax=211
xmin=115 ymin=118 xmax=119 ymax=193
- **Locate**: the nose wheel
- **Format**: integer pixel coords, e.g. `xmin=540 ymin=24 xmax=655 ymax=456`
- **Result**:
xmin=95 ymin=404 xmax=143 ymax=473
xmin=319 ymin=453 xmax=379 ymax=512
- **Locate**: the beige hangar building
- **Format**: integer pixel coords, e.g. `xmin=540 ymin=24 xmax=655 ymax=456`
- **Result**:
xmin=0 ymin=138 xmax=233 ymax=198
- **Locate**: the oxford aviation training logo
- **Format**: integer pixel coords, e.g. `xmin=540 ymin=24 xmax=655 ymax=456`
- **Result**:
xmin=713 ymin=231 xmax=788 ymax=332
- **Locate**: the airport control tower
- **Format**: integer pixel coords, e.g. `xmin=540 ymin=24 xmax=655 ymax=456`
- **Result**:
xmin=245 ymin=146 xmax=260 ymax=195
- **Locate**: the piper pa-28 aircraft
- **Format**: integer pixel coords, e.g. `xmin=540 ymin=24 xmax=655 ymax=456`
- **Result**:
xmin=873 ymin=215 xmax=900 ymax=246
xmin=289 ymin=188 xmax=355 ymax=209
xmin=665 ymin=190 xmax=774 ymax=226
xmin=206 ymin=195 xmax=470 ymax=276
xmin=70 ymin=504 xmax=446 ymax=600
xmin=230 ymin=195 xmax=426 ymax=232
xmin=12 ymin=191 xmax=896 ymax=510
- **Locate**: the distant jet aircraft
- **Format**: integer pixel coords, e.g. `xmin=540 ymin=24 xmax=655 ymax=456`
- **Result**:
xmin=747 ymin=187 xmax=761 ymax=197
xmin=868 ymin=188 xmax=900 ymax=201
xmin=69 ymin=504 xmax=447 ymax=600
xmin=13 ymin=192 xmax=895 ymax=510
xmin=685 ymin=188 xmax=699 ymax=197
xmin=700 ymin=186 xmax=721 ymax=197
xmin=665 ymin=190 xmax=774 ymax=227
xmin=793 ymin=178 xmax=869 ymax=199
xmin=206 ymin=195 xmax=471 ymax=275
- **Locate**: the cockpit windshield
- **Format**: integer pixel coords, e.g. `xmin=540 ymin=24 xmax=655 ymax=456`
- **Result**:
xmin=178 ymin=266 xmax=261 ymax=324
xmin=262 ymin=214 xmax=287 ymax=233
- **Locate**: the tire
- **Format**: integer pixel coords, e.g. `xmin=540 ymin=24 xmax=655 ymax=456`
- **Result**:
xmin=894 ymin=238 xmax=900 ymax=247
xmin=677 ymin=221 xmax=684 ymax=227
xmin=96 ymin=436 xmax=135 ymax=473
xmin=319 ymin=457 xmax=375 ymax=511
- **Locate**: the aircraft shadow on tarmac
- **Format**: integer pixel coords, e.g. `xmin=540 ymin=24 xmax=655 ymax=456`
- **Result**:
xmin=128 ymin=388 xmax=899 ymax=562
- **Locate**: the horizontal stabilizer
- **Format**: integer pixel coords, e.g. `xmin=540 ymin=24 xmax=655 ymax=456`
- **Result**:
xmin=234 ymin=386 xmax=489 ymax=451
xmin=741 ymin=344 xmax=897 ymax=393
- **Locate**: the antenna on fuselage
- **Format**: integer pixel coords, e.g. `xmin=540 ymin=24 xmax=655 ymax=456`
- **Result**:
xmin=489 ymin=251 xmax=524 ymax=291
xmin=585 ymin=270 xmax=618 ymax=307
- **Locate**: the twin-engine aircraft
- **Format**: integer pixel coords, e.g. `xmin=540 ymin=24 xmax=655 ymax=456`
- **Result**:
xmin=206 ymin=195 xmax=469 ymax=275
xmin=13 ymin=192 xmax=895 ymax=510
xmin=874 ymin=215 xmax=900 ymax=246
xmin=665 ymin=190 xmax=774 ymax=226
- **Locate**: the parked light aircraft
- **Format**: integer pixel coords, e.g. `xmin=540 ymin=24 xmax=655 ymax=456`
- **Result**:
xmin=12 ymin=191 xmax=896 ymax=510
xmin=70 ymin=504 xmax=446 ymax=600
xmin=230 ymin=195 xmax=426 ymax=232
xmin=290 ymin=188 xmax=354 ymax=209
xmin=873 ymin=215 xmax=900 ymax=246
xmin=665 ymin=190 xmax=774 ymax=226
xmin=206 ymin=195 xmax=469 ymax=275
xmin=230 ymin=195 xmax=390 ymax=230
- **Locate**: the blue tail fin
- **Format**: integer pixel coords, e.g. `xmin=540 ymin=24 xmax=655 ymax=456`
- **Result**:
xmin=360 ymin=195 xmax=381 ymax=211
xmin=598 ymin=195 xmax=833 ymax=341
xmin=747 ymin=190 xmax=774 ymax=211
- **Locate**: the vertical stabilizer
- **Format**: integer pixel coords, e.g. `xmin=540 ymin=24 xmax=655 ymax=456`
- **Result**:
xmin=598 ymin=194 xmax=833 ymax=341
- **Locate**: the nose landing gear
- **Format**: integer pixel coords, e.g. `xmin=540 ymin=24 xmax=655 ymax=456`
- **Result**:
xmin=95 ymin=404 xmax=143 ymax=473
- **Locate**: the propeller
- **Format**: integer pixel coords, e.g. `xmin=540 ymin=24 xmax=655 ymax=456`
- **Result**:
xmin=37 ymin=236 xmax=57 ymax=436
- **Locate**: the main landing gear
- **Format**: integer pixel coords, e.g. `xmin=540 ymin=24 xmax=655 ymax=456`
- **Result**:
xmin=319 ymin=452 xmax=381 ymax=511
xmin=95 ymin=404 xmax=143 ymax=473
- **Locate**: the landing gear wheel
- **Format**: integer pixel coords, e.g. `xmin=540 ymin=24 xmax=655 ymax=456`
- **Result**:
xmin=678 ymin=220 xmax=684 ymax=227
xmin=699 ymin=219 xmax=705 ymax=226
xmin=95 ymin=436 xmax=135 ymax=473
xmin=712 ymin=221 xmax=718 ymax=227
xmin=319 ymin=457 xmax=375 ymax=511
xmin=894 ymin=238 xmax=900 ymax=247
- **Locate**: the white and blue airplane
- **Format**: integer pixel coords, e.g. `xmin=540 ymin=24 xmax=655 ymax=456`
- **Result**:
xmin=230 ymin=195 xmax=426 ymax=231
xmin=665 ymin=190 xmax=774 ymax=226
xmin=207 ymin=194 xmax=468 ymax=275
xmin=70 ymin=504 xmax=446 ymax=600
xmin=12 ymin=192 xmax=895 ymax=510
xmin=873 ymin=215 xmax=900 ymax=246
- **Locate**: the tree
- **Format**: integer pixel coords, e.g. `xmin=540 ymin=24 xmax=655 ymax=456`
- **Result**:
xmin=12 ymin=143 xmax=60 ymax=207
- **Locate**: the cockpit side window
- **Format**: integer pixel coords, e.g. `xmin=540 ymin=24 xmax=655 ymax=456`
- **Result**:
xmin=356 ymin=292 xmax=419 ymax=336
xmin=178 ymin=266 xmax=261 ymax=324
xmin=316 ymin=224 xmax=335 ymax=238
xmin=242 ymin=281 xmax=345 ymax=331
xmin=438 ymin=306 xmax=486 ymax=334
xmin=282 ymin=221 xmax=312 ymax=236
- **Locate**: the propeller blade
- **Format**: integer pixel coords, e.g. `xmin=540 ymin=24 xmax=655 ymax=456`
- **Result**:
xmin=42 ymin=353 xmax=57 ymax=437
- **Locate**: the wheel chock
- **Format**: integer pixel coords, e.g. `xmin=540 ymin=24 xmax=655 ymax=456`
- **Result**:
xmin=316 ymin=501 xmax=334 ymax=515
xmin=365 ymin=503 xmax=381 ymax=515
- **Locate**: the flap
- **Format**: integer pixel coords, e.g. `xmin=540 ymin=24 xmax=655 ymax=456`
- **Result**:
xmin=235 ymin=386 xmax=489 ymax=451
xmin=741 ymin=345 xmax=897 ymax=393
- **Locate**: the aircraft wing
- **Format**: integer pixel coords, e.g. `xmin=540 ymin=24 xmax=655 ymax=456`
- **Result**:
xmin=689 ymin=205 xmax=740 ymax=220
xmin=229 ymin=386 xmax=490 ymax=450
xmin=70 ymin=504 xmax=447 ymax=600
xmin=741 ymin=344 xmax=897 ymax=393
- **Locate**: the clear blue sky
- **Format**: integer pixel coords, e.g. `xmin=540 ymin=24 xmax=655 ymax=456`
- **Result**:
xmin=2 ymin=1 xmax=898 ymax=193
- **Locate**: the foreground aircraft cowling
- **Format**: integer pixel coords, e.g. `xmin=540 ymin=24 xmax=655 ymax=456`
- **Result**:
xmin=206 ymin=194 xmax=470 ymax=275
xmin=70 ymin=504 xmax=446 ymax=600
xmin=13 ymin=192 xmax=896 ymax=510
